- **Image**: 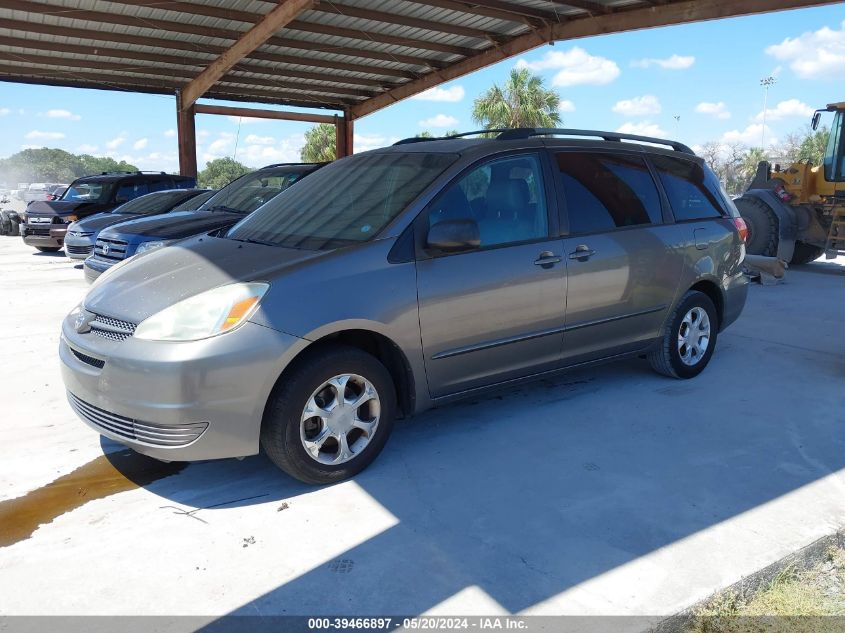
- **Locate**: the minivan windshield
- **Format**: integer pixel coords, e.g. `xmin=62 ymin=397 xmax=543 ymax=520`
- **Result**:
xmin=200 ymin=169 xmax=306 ymax=215
xmin=62 ymin=182 xmax=112 ymax=203
xmin=226 ymin=152 xmax=457 ymax=249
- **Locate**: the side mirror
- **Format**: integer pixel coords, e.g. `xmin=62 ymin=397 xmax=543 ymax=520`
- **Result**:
xmin=426 ymin=219 xmax=480 ymax=254
xmin=811 ymin=111 xmax=821 ymax=131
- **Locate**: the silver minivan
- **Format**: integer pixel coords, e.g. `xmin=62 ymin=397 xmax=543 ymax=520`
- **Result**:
xmin=60 ymin=129 xmax=748 ymax=484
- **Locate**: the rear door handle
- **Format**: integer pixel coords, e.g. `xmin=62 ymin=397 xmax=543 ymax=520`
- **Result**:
xmin=534 ymin=251 xmax=562 ymax=268
xmin=568 ymin=245 xmax=596 ymax=261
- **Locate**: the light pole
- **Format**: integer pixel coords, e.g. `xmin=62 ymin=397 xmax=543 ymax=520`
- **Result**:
xmin=760 ymin=76 xmax=776 ymax=150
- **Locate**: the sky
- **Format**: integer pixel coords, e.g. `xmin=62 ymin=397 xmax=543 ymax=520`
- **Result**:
xmin=0 ymin=4 xmax=843 ymax=174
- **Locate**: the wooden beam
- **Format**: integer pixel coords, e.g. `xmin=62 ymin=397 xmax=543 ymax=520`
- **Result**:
xmin=0 ymin=49 xmax=377 ymax=99
xmin=176 ymin=90 xmax=197 ymax=179
xmin=195 ymin=104 xmax=338 ymax=124
xmin=546 ymin=0 xmax=612 ymax=15
xmin=335 ymin=115 xmax=354 ymax=158
xmin=1 ymin=18 xmax=418 ymax=80
xmin=351 ymin=0 xmax=839 ymax=118
xmin=180 ymin=0 xmax=316 ymax=109
xmin=4 ymin=0 xmax=443 ymax=68
xmin=399 ymin=0 xmax=543 ymax=24
xmin=436 ymin=0 xmax=564 ymax=21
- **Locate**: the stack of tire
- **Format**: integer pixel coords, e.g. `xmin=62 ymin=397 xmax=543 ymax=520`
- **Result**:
xmin=0 ymin=210 xmax=21 ymax=236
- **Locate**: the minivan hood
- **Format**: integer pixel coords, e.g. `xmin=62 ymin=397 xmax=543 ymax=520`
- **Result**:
xmin=27 ymin=200 xmax=89 ymax=216
xmin=99 ymin=211 xmax=242 ymax=240
xmin=83 ymin=235 xmax=323 ymax=324
xmin=71 ymin=213 xmax=132 ymax=232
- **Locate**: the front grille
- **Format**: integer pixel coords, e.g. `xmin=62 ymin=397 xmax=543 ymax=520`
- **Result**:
xmin=90 ymin=314 xmax=136 ymax=342
xmin=68 ymin=393 xmax=208 ymax=447
xmin=94 ymin=237 xmax=129 ymax=261
xmin=70 ymin=347 xmax=105 ymax=369
xmin=66 ymin=244 xmax=94 ymax=256
xmin=28 ymin=227 xmax=51 ymax=236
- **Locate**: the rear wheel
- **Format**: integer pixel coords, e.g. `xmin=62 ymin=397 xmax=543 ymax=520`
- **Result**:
xmin=0 ymin=211 xmax=11 ymax=236
xmin=649 ymin=290 xmax=718 ymax=379
xmin=35 ymin=246 xmax=61 ymax=253
xmin=735 ymin=195 xmax=778 ymax=256
xmin=790 ymin=241 xmax=824 ymax=265
xmin=261 ymin=344 xmax=397 ymax=485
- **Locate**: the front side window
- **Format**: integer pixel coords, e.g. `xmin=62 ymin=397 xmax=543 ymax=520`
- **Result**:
xmin=428 ymin=154 xmax=548 ymax=248
xmin=555 ymin=152 xmax=661 ymax=235
xmin=62 ymin=182 xmax=112 ymax=203
xmin=651 ymin=155 xmax=727 ymax=221
xmin=824 ymin=110 xmax=845 ymax=182
xmin=227 ymin=153 xmax=457 ymax=250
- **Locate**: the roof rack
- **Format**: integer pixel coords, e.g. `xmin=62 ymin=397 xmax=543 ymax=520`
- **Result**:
xmin=393 ymin=128 xmax=695 ymax=155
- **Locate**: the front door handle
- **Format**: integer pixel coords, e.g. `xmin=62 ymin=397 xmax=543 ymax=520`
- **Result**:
xmin=568 ymin=245 xmax=596 ymax=261
xmin=534 ymin=251 xmax=562 ymax=268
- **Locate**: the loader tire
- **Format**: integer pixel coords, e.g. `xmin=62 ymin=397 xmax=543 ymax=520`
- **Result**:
xmin=736 ymin=195 xmax=778 ymax=257
xmin=790 ymin=242 xmax=824 ymax=265
xmin=0 ymin=211 xmax=12 ymax=236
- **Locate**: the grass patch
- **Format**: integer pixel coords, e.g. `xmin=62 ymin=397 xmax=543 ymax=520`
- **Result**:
xmin=687 ymin=546 xmax=845 ymax=632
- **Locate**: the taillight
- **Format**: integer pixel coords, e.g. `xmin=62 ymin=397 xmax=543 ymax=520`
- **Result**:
xmin=733 ymin=217 xmax=748 ymax=242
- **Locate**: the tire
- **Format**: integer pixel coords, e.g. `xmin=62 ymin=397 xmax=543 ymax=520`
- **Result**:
xmin=735 ymin=195 xmax=778 ymax=257
xmin=790 ymin=241 xmax=824 ymax=265
xmin=260 ymin=344 xmax=397 ymax=485
xmin=36 ymin=246 xmax=61 ymax=253
xmin=8 ymin=216 xmax=20 ymax=236
xmin=0 ymin=210 xmax=11 ymax=236
xmin=649 ymin=290 xmax=719 ymax=379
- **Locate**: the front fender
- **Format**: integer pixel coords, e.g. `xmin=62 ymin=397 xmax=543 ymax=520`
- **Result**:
xmin=744 ymin=189 xmax=797 ymax=261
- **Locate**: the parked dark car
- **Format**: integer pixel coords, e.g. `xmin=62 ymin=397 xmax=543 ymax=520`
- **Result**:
xmin=83 ymin=163 xmax=321 ymax=282
xmin=65 ymin=188 xmax=213 ymax=260
xmin=21 ymin=171 xmax=196 ymax=252
xmin=45 ymin=184 xmax=69 ymax=201
xmin=62 ymin=129 xmax=748 ymax=484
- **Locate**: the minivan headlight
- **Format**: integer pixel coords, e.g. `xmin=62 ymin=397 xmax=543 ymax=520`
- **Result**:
xmin=135 ymin=240 xmax=172 ymax=256
xmin=134 ymin=282 xmax=269 ymax=342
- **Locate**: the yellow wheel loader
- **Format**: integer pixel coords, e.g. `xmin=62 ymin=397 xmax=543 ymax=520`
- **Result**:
xmin=735 ymin=102 xmax=845 ymax=264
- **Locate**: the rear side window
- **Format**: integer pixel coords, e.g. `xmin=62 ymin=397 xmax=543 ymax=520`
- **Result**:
xmin=651 ymin=155 xmax=727 ymax=221
xmin=147 ymin=179 xmax=171 ymax=193
xmin=555 ymin=152 xmax=662 ymax=235
xmin=115 ymin=181 xmax=149 ymax=201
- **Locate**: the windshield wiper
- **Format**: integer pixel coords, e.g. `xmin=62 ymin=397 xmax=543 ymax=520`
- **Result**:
xmin=228 ymin=236 xmax=278 ymax=247
xmin=204 ymin=205 xmax=242 ymax=214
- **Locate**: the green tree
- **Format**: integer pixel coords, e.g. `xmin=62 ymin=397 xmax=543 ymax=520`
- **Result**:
xmin=78 ymin=154 xmax=138 ymax=176
xmin=739 ymin=147 xmax=767 ymax=191
xmin=198 ymin=157 xmax=250 ymax=189
xmin=472 ymin=68 xmax=561 ymax=130
xmin=0 ymin=148 xmax=138 ymax=185
xmin=797 ymin=126 xmax=829 ymax=165
xmin=300 ymin=123 xmax=336 ymax=162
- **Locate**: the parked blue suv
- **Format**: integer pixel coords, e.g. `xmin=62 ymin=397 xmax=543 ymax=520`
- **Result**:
xmin=83 ymin=163 xmax=322 ymax=283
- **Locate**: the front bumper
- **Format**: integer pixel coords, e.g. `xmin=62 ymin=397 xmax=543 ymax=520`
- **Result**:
xmin=65 ymin=233 xmax=96 ymax=260
xmin=83 ymin=256 xmax=112 ymax=283
xmin=22 ymin=224 xmax=67 ymax=249
xmin=60 ymin=315 xmax=308 ymax=461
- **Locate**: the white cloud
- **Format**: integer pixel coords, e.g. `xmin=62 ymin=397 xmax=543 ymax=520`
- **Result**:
xmin=631 ymin=54 xmax=695 ymax=70
xmin=25 ymin=130 xmax=65 ymax=140
xmin=205 ymin=132 xmax=235 ymax=159
xmin=198 ymin=130 xmax=211 ymax=139
xmin=695 ymin=101 xmax=731 ymax=119
xmin=20 ymin=144 xmax=42 ymax=150
xmin=411 ymin=85 xmax=465 ymax=102
xmin=612 ymin=95 xmax=661 ymax=117
xmin=76 ymin=144 xmax=98 ymax=153
xmin=133 ymin=138 xmax=148 ymax=150
xmin=226 ymin=115 xmax=269 ymax=125
xmin=354 ymin=133 xmax=399 ymax=153
xmin=721 ymin=123 xmax=777 ymax=147
xmin=164 ymin=129 xmax=176 ymax=138
xmin=418 ymin=114 xmax=458 ymax=128
xmin=45 ymin=109 xmax=81 ymax=121
xmin=0 ymin=108 xmax=10 ymax=116
xmin=766 ymin=20 xmax=845 ymax=79
xmin=515 ymin=47 xmax=620 ymax=87
xmin=244 ymin=134 xmax=275 ymax=146
xmin=106 ymin=136 xmax=126 ymax=150
xmin=558 ymin=100 xmax=576 ymax=113
xmin=755 ymin=98 xmax=814 ymax=121
xmin=616 ymin=121 xmax=667 ymax=137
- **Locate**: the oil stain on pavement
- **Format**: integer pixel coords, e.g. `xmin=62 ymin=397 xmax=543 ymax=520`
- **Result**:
xmin=0 ymin=450 xmax=186 ymax=547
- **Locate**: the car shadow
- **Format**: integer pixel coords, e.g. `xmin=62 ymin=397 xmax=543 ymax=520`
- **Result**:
xmin=31 ymin=250 xmax=66 ymax=257
xmin=105 ymin=342 xmax=845 ymax=616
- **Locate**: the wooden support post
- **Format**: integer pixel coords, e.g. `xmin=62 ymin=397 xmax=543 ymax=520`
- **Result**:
xmin=175 ymin=90 xmax=197 ymax=179
xmin=335 ymin=114 xmax=354 ymax=158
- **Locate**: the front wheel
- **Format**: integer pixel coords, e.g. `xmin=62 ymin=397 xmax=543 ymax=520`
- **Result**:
xmin=790 ymin=242 xmax=824 ymax=265
xmin=261 ymin=344 xmax=397 ymax=485
xmin=649 ymin=290 xmax=718 ymax=379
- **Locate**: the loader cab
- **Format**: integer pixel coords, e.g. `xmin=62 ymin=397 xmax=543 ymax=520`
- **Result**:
xmin=813 ymin=103 xmax=845 ymax=183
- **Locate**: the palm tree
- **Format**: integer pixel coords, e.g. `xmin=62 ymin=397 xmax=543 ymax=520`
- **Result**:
xmin=300 ymin=123 xmax=336 ymax=162
xmin=472 ymin=68 xmax=561 ymax=130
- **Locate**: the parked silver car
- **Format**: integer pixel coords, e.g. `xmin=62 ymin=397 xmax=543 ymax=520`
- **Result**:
xmin=60 ymin=129 xmax=748 ymax=484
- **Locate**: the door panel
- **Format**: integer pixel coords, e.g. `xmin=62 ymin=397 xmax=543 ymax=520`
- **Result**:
xmin=417 ymin=241 xmax=567 ymax=396
xmin=561 ymin=226 xmax=686 ymax=364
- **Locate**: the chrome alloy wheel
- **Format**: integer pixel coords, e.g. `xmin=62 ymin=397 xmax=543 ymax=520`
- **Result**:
xmin=677 ymin=307 xmax=711 ymax=366
xmin=300 ymin=374 xmax=381 ymax=465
